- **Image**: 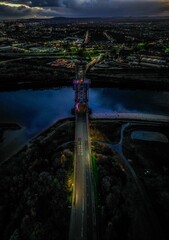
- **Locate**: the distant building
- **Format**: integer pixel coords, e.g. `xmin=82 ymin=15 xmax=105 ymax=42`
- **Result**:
xmin=64 ymin=37 xmax=83 ymax=46
xmin=0 ymin=45 xmax=12 ymax=52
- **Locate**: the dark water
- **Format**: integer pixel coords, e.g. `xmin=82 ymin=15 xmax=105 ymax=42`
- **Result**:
xmin=1 ymin=87 xmax=169 ymax=161
xmin=0 ymin=89 xmax=74 ymax=139
xmin=131 ymin=131 xmax=169 ymax=143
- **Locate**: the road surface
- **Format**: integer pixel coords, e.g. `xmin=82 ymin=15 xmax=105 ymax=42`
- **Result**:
xmin=91 ymin=112 xmax=169 ymax=123
xmin=69 ymin=112 xmax=96 ymax=240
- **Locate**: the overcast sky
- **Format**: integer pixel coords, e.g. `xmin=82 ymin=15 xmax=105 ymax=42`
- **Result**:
xmin=0 ymin=0 xmax=169 ymax=19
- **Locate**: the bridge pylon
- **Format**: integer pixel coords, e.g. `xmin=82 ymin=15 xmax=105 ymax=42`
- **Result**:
xmin=73 ymin=61 xmax=91 ymax=113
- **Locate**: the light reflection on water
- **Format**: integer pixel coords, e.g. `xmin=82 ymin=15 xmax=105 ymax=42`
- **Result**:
xmin=89 ymin=88 xmax=169 ymax=114
xmin=131 ymin=131 xmax=169 ymax=143
xmin=0 ymin=87 xmax=169 ymax=161
xmin=0 ymin=89 xmax=74 ymax=139
xmin=0 ymin=88 xmax=74 ymax=161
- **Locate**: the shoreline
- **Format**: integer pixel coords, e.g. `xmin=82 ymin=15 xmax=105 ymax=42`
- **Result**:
xmin=2 ymin=113 xmax=169 ymax=164
xmin=0 ymin=117 xmax=169 ymax=239
xmin=0 ymin=122 xmax=22 ymax=143
xmin=0 ymin=117 xmax=74 ymax=165
xmin=1 ymin=68 xmax=169 ymax=91
xmin=0 ymin=117 xmax=75 ymax=240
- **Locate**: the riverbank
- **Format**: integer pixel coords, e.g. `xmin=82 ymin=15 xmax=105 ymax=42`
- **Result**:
xmin=90 ymin=119 xmax=169 ymax=240
xmin=0 ymin=123 xmax=21 ymax=142
xmin=0 ymin=118 xmax=169 ymax=240
xmin=0 ymin=118 xmax=75 ymax=240
xmin=1 ymin=68 xmax=169 ymax=91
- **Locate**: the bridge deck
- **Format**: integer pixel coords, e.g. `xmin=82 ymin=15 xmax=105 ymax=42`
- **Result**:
xmin=69 ymin=112 xmax=96 ymax=240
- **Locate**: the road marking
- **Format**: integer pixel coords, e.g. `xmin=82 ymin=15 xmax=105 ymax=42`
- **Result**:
xmin=81 ymin=198 xmax=85 ymax=238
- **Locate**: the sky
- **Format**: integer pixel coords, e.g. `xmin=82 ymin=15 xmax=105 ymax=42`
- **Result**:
xmin=0 ymin=0 xmax=169 ymax=19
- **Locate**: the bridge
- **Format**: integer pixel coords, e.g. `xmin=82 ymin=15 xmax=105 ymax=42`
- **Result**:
xmin=69 ymin=61 xmax=97 ymax=240
xmin=69 ymin=59 xmax=169 ymax=240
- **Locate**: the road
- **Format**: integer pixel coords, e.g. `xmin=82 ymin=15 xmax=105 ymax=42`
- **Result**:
xmin=93 ymin=121 xmax=164 ymax=240
xmin=84 ymin=30 xmax=89 ymax=45
xmin=91 ymin=112 xmax=169 ymax=123
xmin=103 ymin=31 xmax=115 ymax=43
xmin=69 ymin=112 xmax=96 ymax=240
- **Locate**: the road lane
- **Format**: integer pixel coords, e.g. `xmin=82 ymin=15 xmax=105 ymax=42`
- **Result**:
xmin=69 ymin=112 xmax=96 ymax=240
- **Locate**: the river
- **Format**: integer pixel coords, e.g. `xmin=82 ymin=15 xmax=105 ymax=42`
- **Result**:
xmin=1 ymin=87 xmax=169 ymax=161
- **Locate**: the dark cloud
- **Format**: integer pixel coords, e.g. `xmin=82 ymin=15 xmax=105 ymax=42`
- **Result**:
xmin=70 ymin=2 xmax=169 ymax=17
xmin=0 ymin=1 xmax=169 ymax=18
xmin=1 ymin=0 xmax=69 ymax=7
xmin=0 ymin=4 xmax=31 ymax=17
xmin=30 ymin=0 xmax=66 ymax=7
xmin=0 ymin=2 xmax=61 ymax=18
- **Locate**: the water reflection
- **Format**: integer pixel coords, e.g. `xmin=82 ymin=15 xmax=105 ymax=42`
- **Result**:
xmin=1 ymin=87 xmax=169 ymax=161
xmin=90 ymin=88 xmax=169 ymax=115
xmin=0 ymin=89 xmax=74 ymax=139
xmin=0 ymin=88 xmax=74 ymax=161
xmin=131 ymin=131 xmax=168 ymax=143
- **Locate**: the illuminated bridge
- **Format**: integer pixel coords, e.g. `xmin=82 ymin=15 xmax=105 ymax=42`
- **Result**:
xmin=69 ymin=61 xmax=169 ymax=240
xmin=69 ymin=61 xmax=97 ymax=240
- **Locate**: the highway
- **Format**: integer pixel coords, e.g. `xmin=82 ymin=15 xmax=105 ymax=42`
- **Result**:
xmin=69 ymin=112 xmax=96 ymax=240
xmin=84 ymin=30 xmax=89 ymax=45
xmin=103 ymin=31 xmax=115 ymax=43
xmin=91 ymin=112 xmax=169 ymax=123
